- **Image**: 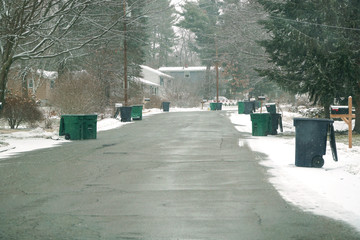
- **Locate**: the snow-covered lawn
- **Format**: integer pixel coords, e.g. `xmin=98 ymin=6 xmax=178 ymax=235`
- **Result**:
xmin=0 ymin=108 xmax=200 ymax=158
xmin=0 ymin=108 xmax=164 ymax=158
xmin=228 ymin=108 xmax=360 ymax=232
xmin=0 ymin=106 xmax=359 ymax=231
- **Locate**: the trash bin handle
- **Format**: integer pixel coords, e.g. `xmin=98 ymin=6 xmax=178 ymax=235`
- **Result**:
xmin=329 ymin=123 xmax=338 ymax=162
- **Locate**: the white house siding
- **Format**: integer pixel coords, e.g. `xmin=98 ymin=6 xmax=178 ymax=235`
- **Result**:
xmin=158 ymin=66 xmax=213 ymax=83
xmin=140 ymin=65 xmax=173 ymax=97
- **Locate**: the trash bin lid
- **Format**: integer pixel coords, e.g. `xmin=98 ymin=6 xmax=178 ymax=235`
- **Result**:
xmin=293 ymin=118 xmax=334 ymax=126
xmin=61 ymin=114 xmax=97 ymax=117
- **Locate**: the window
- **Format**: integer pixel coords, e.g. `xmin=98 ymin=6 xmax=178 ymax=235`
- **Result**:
xmin=184 ymin=71 xmax=190 ymax=78
xmin=28 ymin=79 xmax=33 ymax=88
xmin=150 ymin=86 xmax=158 ymax=95
xmin=50 ymin=80 xmax=55 ymax=89
xmin=160 ymin=77 xmax=164 ymax=86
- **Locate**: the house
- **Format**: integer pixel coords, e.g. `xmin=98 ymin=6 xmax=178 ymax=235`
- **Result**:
xmin=7 ymin=65 xmax=174 ymax=106
xmin=158 ymin=66 xmax=211 ymax=83
xmin=158 ymin=66 xmax=226 ymax=99
xmin=137 ymin=65 xmax=174 ymax=97
xmin=7 ymin=68 xmax=57 ymax=105
xmin=33 ymin=70 xmax=57 ymax=102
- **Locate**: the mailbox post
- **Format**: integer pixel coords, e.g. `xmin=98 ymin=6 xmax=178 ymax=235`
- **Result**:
xmin=201 ymin=99 xmax=207 ymax=110
xmin=330 ymin=96 xmax=356 ymax=148
xmin=258 ymin=96 xmax=266 ymax=113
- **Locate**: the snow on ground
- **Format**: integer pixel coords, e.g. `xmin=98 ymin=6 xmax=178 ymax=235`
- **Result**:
xmin=0 ymin=128 xmax=66 ymax=159
xmin=0 ymin=108 xmax=162 ymax=159
xmin=228 ymin=108 xmax=360 ymax=232
xmin=0 ymin=105 xmax=359 ymax=231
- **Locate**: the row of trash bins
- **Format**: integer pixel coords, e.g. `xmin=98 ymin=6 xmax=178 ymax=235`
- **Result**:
xmin=235 ymin=102 xmax=338 ymax=168
xmin=247 ymin=103 xmax=283 ymax=136
xmin=115 ymin=102 xmax=171 ymax=122
xmin=59 ymin=102 xmax=171 ymax=140
xmin=60 ymin=100 xmax=338 ymax=168
xmin=210 ymin=101 xmax=281 ymax=136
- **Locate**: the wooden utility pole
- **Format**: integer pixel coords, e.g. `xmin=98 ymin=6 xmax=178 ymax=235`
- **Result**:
xmin=215 ymin=39 xmax=219 ymax=103
xmin=123 ymin=0 xmax=128 ymax=106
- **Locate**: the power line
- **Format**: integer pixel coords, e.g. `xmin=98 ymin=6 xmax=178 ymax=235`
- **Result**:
xmin=269 ymin=15 xmax=360 ymax=32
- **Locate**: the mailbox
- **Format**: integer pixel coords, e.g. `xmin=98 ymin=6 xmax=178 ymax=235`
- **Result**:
xmin=330 ymin=106 xmax=355 ymax=115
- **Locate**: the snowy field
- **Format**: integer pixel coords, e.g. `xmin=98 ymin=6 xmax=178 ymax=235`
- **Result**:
xmin=0 ymin=106 xmax=359 ymax=231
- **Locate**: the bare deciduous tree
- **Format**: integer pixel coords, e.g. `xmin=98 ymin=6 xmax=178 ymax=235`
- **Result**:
xmin=0 ymin=0 xmax=122 ymax=106
xmin=51 ymin=71 xmax=107 ymax=114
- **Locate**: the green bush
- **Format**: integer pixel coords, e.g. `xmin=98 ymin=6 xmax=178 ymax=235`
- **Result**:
xmin=2 ymin=93 xmax=43 ymax=129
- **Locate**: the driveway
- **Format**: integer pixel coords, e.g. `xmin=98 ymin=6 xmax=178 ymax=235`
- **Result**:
xmin=0 ymin=111 xmax=359 ymax=239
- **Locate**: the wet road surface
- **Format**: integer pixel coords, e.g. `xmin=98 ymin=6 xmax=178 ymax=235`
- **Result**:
xmin=0 ymin=111 xmax=359 ymax=239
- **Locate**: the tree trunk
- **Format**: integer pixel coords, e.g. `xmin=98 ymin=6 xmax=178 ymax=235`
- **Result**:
xmin=324 ymin=102 xmax=330 ymax=119
xmin=0 ymin=62 xmax=11 ymax=107
xmin=20 ymin=64 xmax=29 ymax=98
xmin=0 ymin=39 xmax=16 ymax=108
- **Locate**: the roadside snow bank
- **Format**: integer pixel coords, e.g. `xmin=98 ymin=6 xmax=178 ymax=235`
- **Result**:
xmin=0 ymin=107 xmax=202 ymax=160
xmin=0 ymin=128 xmax=66 ymax=159
xmin=228 ymin=111 xmax=360 ymax=231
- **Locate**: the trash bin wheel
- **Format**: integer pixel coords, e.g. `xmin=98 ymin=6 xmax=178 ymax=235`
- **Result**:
xmin=65 ymin=134 xmax=71 ymax=140
xmin=312 ymin=155 xmax=324 ymax=168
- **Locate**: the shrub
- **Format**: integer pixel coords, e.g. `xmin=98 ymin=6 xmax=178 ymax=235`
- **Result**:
xmin=299 ymin=107 xmax=325 ymax=118
xmin=144 ymin=95 xmax=162 ymax=109
xmin=42 ymin=108 xmax=59 ymax=129
xmin=2 ymin=93 xmax=43 ymax=129
xmin=50 ymin=72 xmax=107 ymax=114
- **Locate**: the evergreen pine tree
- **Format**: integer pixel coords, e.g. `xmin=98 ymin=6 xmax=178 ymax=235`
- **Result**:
xmin=177 ymin=0 xmax=222 ymax=99
xmin=145 ymin=0 xmax=177 ymax=68
xmin=257 ymin=0 xmax=360 ymax=131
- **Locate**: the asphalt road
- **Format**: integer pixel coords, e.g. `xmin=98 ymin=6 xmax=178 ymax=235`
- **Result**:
xmin=0 ymin=111 xmax=359 ymax=239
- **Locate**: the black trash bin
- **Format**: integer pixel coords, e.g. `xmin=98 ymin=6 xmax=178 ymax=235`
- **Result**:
xmin=293 ymin=118 xmax=338 ymax=168
xmin=266 ymin=103 xmax=276 ymax=114
xmin=269 ymin=113 xmax=283 ymax=135
xmin=120 ymin=106 xmax=132 ymax=122
xmin=253 ymin=101 xmax=260 ymax=110
xmin=162 ymin=102 xmax=170 ymax=112
xmin=216 ymin=102 xmax=222 ymax=110
xmin=244 ymin=101 xmax=254 ymax=114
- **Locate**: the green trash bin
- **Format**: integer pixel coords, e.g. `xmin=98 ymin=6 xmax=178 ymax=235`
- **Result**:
xmin=238 ymin=102 xmax=245 ymax=114
xmin=82 ymin=115 xmax=97 ymax=140
xmin=250 ymin=113 xmax=271 ymax=136
xmin=59 ymin=114 xmax=97 ymax=140
xmin=131 ymin=105 xmax=143 ymax=120
xmin=210 ymin=102 xmax=222 ymax=111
